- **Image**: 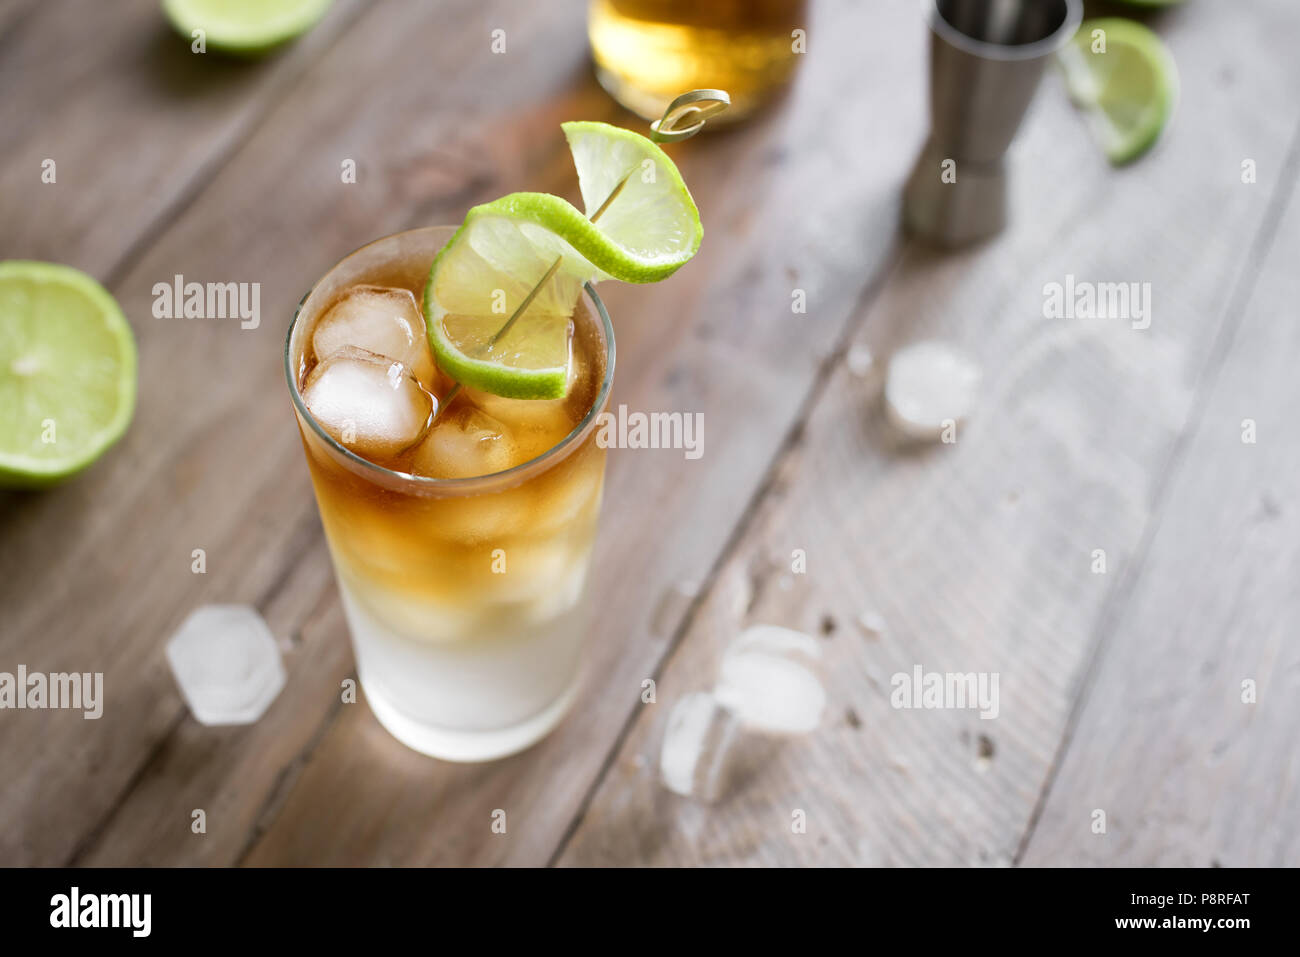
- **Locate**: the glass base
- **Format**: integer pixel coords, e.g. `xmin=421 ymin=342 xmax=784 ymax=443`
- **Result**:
xmin=361 ymin=673 xmax=579 ymax=763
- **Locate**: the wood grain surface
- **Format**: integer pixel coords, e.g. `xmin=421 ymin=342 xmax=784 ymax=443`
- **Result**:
xmin=1 ymin=0 xmax=1297 ymax=867
xmin=1021 ymin=132 xmax=1300 ymax=868
xmin=559 ymin=1 xmax=1300 ymax=866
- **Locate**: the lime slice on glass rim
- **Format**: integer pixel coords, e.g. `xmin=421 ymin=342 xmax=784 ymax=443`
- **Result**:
xmin=0 ymin=261 xmax=137 ymax=487
xmin=162 ymin=0 xmax=334 ymax=55
xmin=423 ymin=121 xmax=702 ymax=400
xmin=1059 ymin=18 xmax=1179 ymax=165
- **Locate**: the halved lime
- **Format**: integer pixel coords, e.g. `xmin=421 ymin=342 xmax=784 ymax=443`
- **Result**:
xmin=424 ymin=121 xmax=701 ymax=399
xmin=1060 ymin=18 xmax=1179 ymax=165
xmin=162 ymin=0 xmax=334 ymax=55
xmin=0 ymin=261 xmax=137 ymax=487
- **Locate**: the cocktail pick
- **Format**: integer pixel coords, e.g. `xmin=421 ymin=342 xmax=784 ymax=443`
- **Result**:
xmin=650 ymin=89 xmax=731 ymax=143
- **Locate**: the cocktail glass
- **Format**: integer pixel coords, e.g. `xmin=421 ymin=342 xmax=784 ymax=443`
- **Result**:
xmin=284 ymin=226 xmax=615 ymax=762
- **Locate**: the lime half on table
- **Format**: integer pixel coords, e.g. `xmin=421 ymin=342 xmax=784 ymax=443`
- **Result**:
xmin=1060 ymin=18 xmax=1179 ymax=165
xmin=0 ymin=261 xmax=136 ymax=487
xmin=424 ymin=121 xmax=702 ymax=399
xmin=162 ymin=0 xmax=334 ymax=55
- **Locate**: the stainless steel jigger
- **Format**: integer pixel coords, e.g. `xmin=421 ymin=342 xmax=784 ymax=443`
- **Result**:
xmin=903 ymin=0 xmax=1083 ymax=246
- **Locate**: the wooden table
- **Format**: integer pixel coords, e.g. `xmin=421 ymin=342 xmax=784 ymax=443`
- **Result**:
xmin=3 ymin=0 xmax=1298 ymax=867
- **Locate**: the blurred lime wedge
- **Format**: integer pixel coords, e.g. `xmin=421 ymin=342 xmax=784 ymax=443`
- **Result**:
xmin=1060 ymin=18 xmax=1178 ymax=165
xmin=424 ymin=121 xmax=701 ymax=399
xmin=162 ymin=0 xmax=334 ymax=54
xmin=0 ymin=261 xmax=136 ymax=487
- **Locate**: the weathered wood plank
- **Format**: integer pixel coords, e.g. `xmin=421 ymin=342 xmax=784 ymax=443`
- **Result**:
xmin=1019 ymin=135 xmax=1300 ymax=867
xmin=0 ymin=0 xmax=368 ymax=280
xmin=70 ymin=515 xmax=343 ymax=866
xmin=11 ymin=0 xmax=1295 ymax=869
xmin=1 ymin=0 xmax=367 ymax=866
xmin=0 ymin=0 xmax=607 ymax=866
xmin=239 ymin=0 xmax=927 ymax=866
xmin=0 ymin=0 xmax=40 ymax=37
xmin=556 ymin=0 xmax=1300 ymax=865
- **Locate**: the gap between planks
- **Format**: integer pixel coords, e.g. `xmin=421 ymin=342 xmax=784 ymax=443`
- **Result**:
xmin=96 ymin=0 xmax=377 ymax=292
xmin=546 ymin=237 xmax=907 ymax=866
xmin=1012 ymin=116 xmax=1300 ymax=864
xmin=43 ymin=0 xmax=388 ymax=865
xmin=52 ymin=1 xmax=620 ymax=863
xmin=63 ymin=506 xmax=333 ymax=866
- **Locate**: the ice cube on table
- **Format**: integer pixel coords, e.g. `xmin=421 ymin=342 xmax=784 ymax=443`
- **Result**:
xmin=312 ymin=285 xmax=437 ymax=388
xmin=165 ymin=604 xmax=285 ymax=726
xmin=884 ymin=340 xmax=981 ymax=441
xmin=714 ymin=625 xmax=826 ymax=735
xmin=411 ymin=406 xmax=514 ymax=479
xmin=659 ymin=691 xmax=740 ymax=802
xmin=302 ymin=346 xmax=433 ymax=459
